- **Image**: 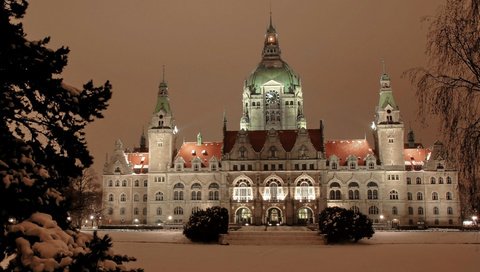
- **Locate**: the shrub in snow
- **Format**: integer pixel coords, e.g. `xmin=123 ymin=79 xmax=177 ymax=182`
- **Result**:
xmin=183 ymin=206 xmax=229 ymax=242
xmin=3 ymin=212 xmax=142 ymax=271
xmin=318 ymin=207 xmax=374 ymax=244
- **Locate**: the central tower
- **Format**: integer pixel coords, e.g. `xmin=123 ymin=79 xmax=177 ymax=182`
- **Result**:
xmin=240 ymin=16 xmax=306 ymax=131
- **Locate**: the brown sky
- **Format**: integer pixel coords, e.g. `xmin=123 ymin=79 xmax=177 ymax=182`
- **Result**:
xmin=23 ymin=0 xmax=444 ymax=173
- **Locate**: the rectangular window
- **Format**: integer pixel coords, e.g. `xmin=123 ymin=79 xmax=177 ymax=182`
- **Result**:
xmin=278 ymin=164 xmax=283 ymax=170
xmin=295 ymin=164 xmax=299 ymax=170
xmin=233 ymin=165 xmax=238 ymax=171
xmin=309 ymin=164 xmax=314 ymax=170
xmin=247 ymin=165 xmax=253 ymax=171
xmin=264 ymin=164 xmax=268 ymax=171
xmin=302 ymin=164 xmax=307 ymax=170
xmin=388 ymin=138 xmax=394 ymax=143
xmin=271 ymin=164 xmax=276 ymax=171
xmin=240 ymin=164 xmax=245 ymax=171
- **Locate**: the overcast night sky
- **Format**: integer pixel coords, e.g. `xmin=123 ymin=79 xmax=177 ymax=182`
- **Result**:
xmin=23 ymin=0 xmax=444 ymax=173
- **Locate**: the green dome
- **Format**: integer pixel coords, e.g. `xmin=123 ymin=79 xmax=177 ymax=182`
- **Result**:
xmin=245 ymin=60 xmax=300 ymax=94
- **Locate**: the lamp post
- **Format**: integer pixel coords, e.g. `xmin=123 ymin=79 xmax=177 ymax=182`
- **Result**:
xmin=90 ymin=215 xmax=94 ymax=228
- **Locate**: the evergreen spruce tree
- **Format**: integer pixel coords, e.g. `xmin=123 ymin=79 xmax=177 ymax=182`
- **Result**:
xmin=0 ymin=1 xmax=140 ymax=270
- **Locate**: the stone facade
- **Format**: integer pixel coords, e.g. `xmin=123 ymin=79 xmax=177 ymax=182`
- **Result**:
xmin=102 ymin=20 xmax=461 ymax=228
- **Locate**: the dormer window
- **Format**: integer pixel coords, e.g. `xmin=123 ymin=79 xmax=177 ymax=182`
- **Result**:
xmin=191 ymin=150 xmax=196 ymax=155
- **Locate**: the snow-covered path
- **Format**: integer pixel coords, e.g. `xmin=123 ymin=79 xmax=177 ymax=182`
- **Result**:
xmin=95 ymin=230 xmax=480 ymax=272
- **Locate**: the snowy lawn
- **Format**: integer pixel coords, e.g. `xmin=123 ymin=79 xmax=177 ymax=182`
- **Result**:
xmin=92 ymin=230 xmax=480 ymax=272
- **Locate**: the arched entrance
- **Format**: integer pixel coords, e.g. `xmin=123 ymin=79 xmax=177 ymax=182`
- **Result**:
xmin=235 ymin=207 xmax=252 ymax=225
xmin=266 ymin=207 xmax=283 ymax=225
xmin=297 ymin=207 xmax=314 ymax=225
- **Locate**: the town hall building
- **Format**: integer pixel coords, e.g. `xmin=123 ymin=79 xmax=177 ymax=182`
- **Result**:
xmin=102 ymin=19 xmax=461 ymax=228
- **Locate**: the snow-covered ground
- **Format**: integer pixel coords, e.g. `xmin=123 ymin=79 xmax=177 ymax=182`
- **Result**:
xmin=93 ymin=230 xmax=480 ymax=272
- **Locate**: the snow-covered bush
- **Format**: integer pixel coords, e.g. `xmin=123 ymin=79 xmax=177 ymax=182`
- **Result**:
xmin=318 ymin=207 xmax=374 ymax=244
xmin=3 ymin=212 xmax=141 ymax=271
xmin=183 ymin=206 xmax=229 ymax=242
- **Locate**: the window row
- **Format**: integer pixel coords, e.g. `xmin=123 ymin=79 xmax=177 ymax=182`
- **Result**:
xmin=349 ymin=206 xmax=455 ymax=216
xmin=106 ymin=206 xmax=202 ymax=216
xmin=107 ymin=180 xmax=148 ymax=187
xmin=406 ymin=176 xmax=453 ymax=185
xmin=407 ymin=191 xmax=453 ymax=201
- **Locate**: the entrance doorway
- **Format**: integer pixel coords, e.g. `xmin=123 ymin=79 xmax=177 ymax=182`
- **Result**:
xmin=235 ymin=207 xmax=252 ymax=225
xmin=297 ymin=207 xmax=313 ymax=225
xmin=267 ymin=207 xmax=282 ymax=225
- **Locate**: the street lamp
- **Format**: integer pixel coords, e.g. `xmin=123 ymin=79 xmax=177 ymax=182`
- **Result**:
xmin=90 ymin=215 xmax=94 ymax=228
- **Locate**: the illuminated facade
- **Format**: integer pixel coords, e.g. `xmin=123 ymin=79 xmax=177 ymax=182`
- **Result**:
xmin=102 ymin=19 xmax=461 ymax=227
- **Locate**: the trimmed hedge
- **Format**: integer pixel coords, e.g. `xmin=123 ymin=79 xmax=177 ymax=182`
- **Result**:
xmin=183 ymin=206 xmax=229 ymax=242
xmin=318 ymin=207 xmax=374 ymax=244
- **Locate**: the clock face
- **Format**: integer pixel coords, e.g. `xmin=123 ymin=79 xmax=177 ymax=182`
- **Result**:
xmin=265 ymin=90 xmax=279 ymax=104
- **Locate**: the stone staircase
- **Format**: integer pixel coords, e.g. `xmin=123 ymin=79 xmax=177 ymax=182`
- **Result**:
xmin=222 ymin=226 xmax=325 ymax=245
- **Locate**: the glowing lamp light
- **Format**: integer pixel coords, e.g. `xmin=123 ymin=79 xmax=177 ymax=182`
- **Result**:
xmin=90 ymin=215 xmax=94 ymax=220
xmin=8 ymin=218 xmax=15 ymax=223
xmin=472 ymin=215 xmax=478 ymax=221
xmin=168 ymin=215 xmax=172 ymax=221
xmin=380 ymin=215 xmax=384 ymax=220
xmin=371 ymin=121 xmax=376 ymax=130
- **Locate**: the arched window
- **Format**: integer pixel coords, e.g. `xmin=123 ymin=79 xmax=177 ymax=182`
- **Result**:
xmin=191 ymin=191 xmax=201 ymax=200
xmin=367 ymin=183 xmax=378 ymax=200
xmin=348 ymin=181 xmax=360 ymax=200
xmin=406 ymin=177 xmax=411 ymax=185
xmin=392 ymin=206 xmax=398 ymax=215
xmin=120 ymin=193 xmax=126 ymax=202
xmin=143 ymin=194 xmax=147 ymax=202
xmin=108 ymin=208 xmax=113 ymax=215
xmin=174 ymin=183 xmax=185 ymax=189
xmin=368 ymin=206 xmax=379 ymax=215
xmin=430 ymin=177 xmax=436 ymax=184
xmin=155 ymin=192 xmax=164 ymax=201
xmin=416 ymin=177 xmax=422 ymax=184
xmin=269 ymin=146 xmax=277 ymax=158
xmin=120 ymin=207 xmax=125 ymax=215
xmin=233 ymin=179 xmax=253 ymax=201
xmin=174 ymin=183 xmax=185 ymax=200
xmin=108 ymin=180 xmax=113 ymax=187
xmin=174 ymin=207 xmax=183 ymax=215
xmin=446 ymin=192 xmax=452 ymax=200
xmin=108 ymin=194 xmax=114 ymax=202
xmin=134 ymin=207 xmax=139 ymax=215
xmin=295 ymin=179 xmax=314 ymax=201
xmin=417 ymin=192 xmax=423 ymax=200
xmin=433 ymin=207 xmax=439 ymax=215
xmin=122 ymin=180 xmax=127 ymax=187
xmin=208 ymin=183 xmax=220 ymax=200
xmin=389 ymin=190 xmax=399 ymax=200
xmin=115 ymin=180 xmax=120 ymax=187
xmin=447 ymin=207 xmax=453 ymax=215
xmin=143 ymin=207 xmax=147 ymax=215
xmin=156 ymin=207 xmax=162 ymax=216
xmin=133 ymin=194 xmax=139 ymax=202
xmin=191 ymin=183 xmax=202 ymax=190
xmin=331 ymin=162 xmax=338 ymax=170
xmin=438 ymin=177 xmax=444 ymax=184
xmin=432 ymin=192 xmax=439 ymax=200
xmin=134 ymin=180 xmax=139 ymax=187
xmin=143 ymin=180 xmax=148 ymax=187
xmin=447 ymin=176 xmax=452 ymax=184
xmin=329 ymin=190 xmax=341 ymax=200
xmin=407 ymin=192 xmax=412 ymax=200
xmin=418 ymin=207 xmax=424 ymax=215
xmin=174 ymin=191 xmax=184 ymax=200
xmin=368 ymin=161 xmax=375 ymax=170
xmin=408 ymin=207 xmax=413 ymax=215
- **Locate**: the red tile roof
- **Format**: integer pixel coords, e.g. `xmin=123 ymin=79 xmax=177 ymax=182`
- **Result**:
xmin=325 ymin=139 xmax=374 ymax=165
xmin=223 ymin=129 xmax=323 ymax=153
xmin=126 ymin=152 xmax=149 ymax=173
xmin=176 ymin=142 xmax=222 ymax=168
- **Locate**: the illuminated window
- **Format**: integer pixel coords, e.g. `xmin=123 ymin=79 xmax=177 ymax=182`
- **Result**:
xmin=233 ymin=180 xmax=253 ymax=201
xmin=368 ymin=206 xmax=379 ymax=215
